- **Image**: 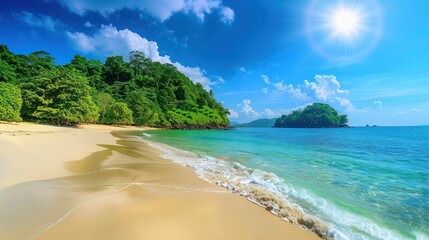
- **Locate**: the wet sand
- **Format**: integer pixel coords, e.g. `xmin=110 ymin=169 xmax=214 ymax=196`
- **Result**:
xmin=0 ymin=123 xmax=321 ymax=240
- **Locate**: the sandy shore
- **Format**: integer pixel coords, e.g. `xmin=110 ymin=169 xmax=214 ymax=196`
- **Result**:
xmin=0 ymin=122 xmax=321 ymax=240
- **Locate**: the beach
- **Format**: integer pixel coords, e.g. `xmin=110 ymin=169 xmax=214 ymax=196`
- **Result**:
xmin=0 ymin=123 xmax=321 ymax=240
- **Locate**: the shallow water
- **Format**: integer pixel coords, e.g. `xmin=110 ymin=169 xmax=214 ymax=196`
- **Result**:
xmin=143 ymin=127 xmax=429 ymax=240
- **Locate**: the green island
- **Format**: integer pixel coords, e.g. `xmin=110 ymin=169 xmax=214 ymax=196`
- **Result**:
xmin=0 ymin=45 xmax=230 ymax=129
xmin=274 ymin=103 xmax=348 ymax=128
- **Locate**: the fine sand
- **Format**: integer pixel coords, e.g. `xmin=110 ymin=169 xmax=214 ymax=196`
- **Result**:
xmin=0 ymin=122 xmax=321 ymax=240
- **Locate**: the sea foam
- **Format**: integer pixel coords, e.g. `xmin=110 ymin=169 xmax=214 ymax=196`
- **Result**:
xmin=143 ymin=139 xmax=417 ymax=240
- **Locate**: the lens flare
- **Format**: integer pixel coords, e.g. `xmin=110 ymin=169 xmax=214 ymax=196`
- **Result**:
xmin=305 ymin=0 xmax=382 ymax=63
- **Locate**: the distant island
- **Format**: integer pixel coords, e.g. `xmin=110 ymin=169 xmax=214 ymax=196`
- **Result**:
xmin=0 ymin=45 xmax=229 ymax=129
xmin=236 ymin=118 xmax=277 ymax=128
xmin=274 ymin=103 xmax=348 ymax=128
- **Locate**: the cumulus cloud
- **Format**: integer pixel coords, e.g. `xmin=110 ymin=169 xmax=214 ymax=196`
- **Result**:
xmin=262 ymin=88 xmax=269 ymax=94
xmin=15 ymin=11 xmax=63 ymax=32
xmin=304 ymin=75 xmax=349 ymax=101
xmin=67 ymin=24 xmax=219 ymax=89
xmin=263 ymin=104 xmax=310 ymax=118
xmin=240 ymin=99 xmax=259 ymax=118
xmin=265 ymin=75 xmax=360 ymax=112
xmin=287 ymin=84 xmax=307 ymax=99
xmin=228 ymin=109 xmax=239 ymax=119
xmin=219 ymin=6 xmax=235 ymax=24
xmin=261 ymin=74 xmax=270 ymax=84
xmin=273 ymin=80 xmax=287 ymax=92
xmin=272 ymin=80 xmax=306 ymax=98
xmin=301 ymin=74 xmax=363 ymax=112
xmin=57 ymin=0 xmax=234 ymax=23
xmin=263 ymin=109 xmax=276 ymax=118
xmin=374 ymin=100 xmax=382 ymax=109
xmin=335 ymin=97 xmax=359 ymax=112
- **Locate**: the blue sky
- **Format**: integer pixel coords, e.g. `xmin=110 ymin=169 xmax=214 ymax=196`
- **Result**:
xmin=1 ymin=0 xmax=428 ymax=126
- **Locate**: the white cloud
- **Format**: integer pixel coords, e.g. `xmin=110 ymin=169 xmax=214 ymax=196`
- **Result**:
xmin=57 ymin=0 xmax=234 ymax=23
xmin=228 ymin=109 xmax=239 ymax=119
xmin=216 ymin=76 xmax=225 ymax=84
xmin=287 ymin=84 xmax=307 ymax=99
xmin=410 ymin=109 xmax=422 ymax=112
xmin=300 ymin=74 xmax=363 ymax=112
xmin=67 ymin=24 xmax=219 ymax=90
xmin=261 ymin=74 xmax=271 ymax=84
xmin=262 ymin=88 xmax=269 ymax=94
xmin=67 ymin=32 xmax=96 ymax=52
xmin=304 ymin=75 xmax=349 ymax=101
xmin=264 ymin=109 xmax=276 ymax=118
xmin=220 ymin=6 xmax=235 ymax=24
xmin=15 ymin=11 xmax=63 ymax=32
xmin=273 ymin=80 xmax=287 ymax=92
xmin=239 ymin=67 xmax=246 ymax=72
xmin=336 ymin=97 xmax=359 ymax=112
xmin=240 ymin=99 xmax=259 ymax=118
xmin=374 ymin=100 xmax=382 ymax=109
xmin=84 ymin=21 xmax=94 ymax=27
xmin=263 ymin=104 xmax=310 ymax=118
xmin=269 ymin=78 xmax=307 ymax=99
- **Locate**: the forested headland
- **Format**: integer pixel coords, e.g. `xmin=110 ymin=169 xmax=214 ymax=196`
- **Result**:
xmin=0 ymin=45 xmax=230 ymax=129
xmin=274 ymin=103 xmax=348 ymax=128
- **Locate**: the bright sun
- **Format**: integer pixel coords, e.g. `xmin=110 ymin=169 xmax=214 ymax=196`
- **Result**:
xmin=330 ymin=7 xmax=362 ymax=39
xmin=306 ymin=1 xmax=382 ymax=61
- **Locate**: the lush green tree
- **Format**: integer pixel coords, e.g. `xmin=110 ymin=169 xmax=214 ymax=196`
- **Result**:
xmin=68 ymin=55 xmax=105 ymax=90
xmin=0 ymin=59 xmax=17 ymax=83
xmin=129 ymin=51 xmax=152 ymax=77
xmin=274 ymin=103 xmax=348 ymax=128
xmin=340 ymin=114 xmax=349 ymax=126
xmin=95 ymin=92 xmax=116 ymax=123
xmin=20 ymin=68 xmax=99 ymax=125
xmin=126 ymin=90 xmax=164 ymax=126
xmin=103 ymin=56 xmax=133 ymax=85
xmin=0 ymin=82 xmax=22 ymax=122
xmin=0 ymin=45 xmax=230 ymax=128
xmin=27 ymin=51 xmax=55 ymax=76
xmin=104 ymin=102 xmax=133 ymax=125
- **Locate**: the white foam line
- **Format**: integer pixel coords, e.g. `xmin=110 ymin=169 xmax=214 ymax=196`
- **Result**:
xmin=26 ymin=183 xmax=133 ymax=240
xmin=139 ymin=137 xmax=416 ymax=240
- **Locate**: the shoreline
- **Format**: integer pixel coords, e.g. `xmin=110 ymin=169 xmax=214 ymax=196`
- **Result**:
xmin=0 ymin=122 xmax=321 ymax=240
xmin=140 ymin=133 xmax=333 ymax=239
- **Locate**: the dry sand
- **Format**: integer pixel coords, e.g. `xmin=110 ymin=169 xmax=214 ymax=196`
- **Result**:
xmin=0 ymin=122 xmax=321 ymax=240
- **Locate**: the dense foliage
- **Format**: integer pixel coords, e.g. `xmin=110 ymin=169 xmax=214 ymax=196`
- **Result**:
xmin=0 ymin=82 xmax=22 ymax=122
xmin=0 ymin=45 xmax=230 ymax=128
xmin=274 ymin=103 xmax=348 ymax=128
xmin=20 ymin=68 xmax=99 ymax=125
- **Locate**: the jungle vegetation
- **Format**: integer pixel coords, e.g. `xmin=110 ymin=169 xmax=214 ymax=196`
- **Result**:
xmin=0 ymin=45 xmax=230 ymax=128
xmin=274 ymin=103 xmax=348 ymax=128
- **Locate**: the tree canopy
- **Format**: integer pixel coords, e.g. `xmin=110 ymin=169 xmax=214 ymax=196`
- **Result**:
xmin=0 ymin=44 xmax=230 ymax=128
xmin=274 ymin=103 xmax=348 ymax=128
xmin=20 ymin=67 xmax=99 ymax=125
xmin=0 ymin=82 xmax=22 ymax=122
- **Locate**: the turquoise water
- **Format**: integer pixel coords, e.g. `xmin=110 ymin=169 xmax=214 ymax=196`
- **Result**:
xmin=142 ymin=127 xmax=429 ymax=240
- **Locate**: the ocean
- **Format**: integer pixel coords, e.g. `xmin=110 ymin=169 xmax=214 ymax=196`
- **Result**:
xmin=141 ymin=127 xmax=429 ymax=240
